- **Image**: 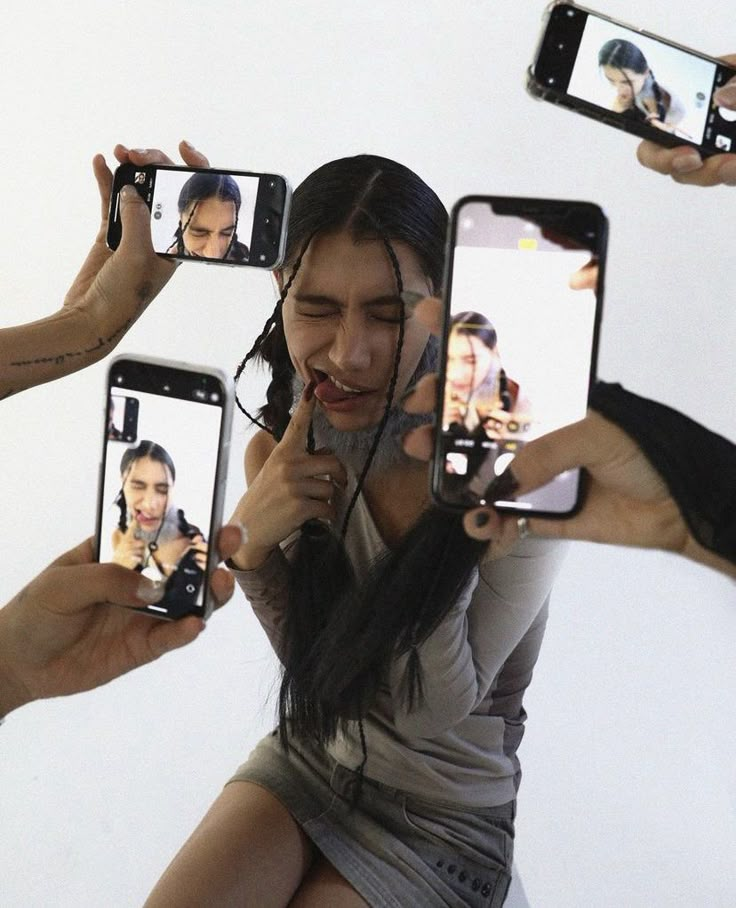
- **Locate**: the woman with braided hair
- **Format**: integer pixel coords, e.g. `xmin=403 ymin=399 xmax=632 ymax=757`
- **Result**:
xmin=145 ymin=152 xmax=566 ymax=908
xmin=599 ymin=38 xmax=688 ymax=136
xmin=166 ymin=171 xmax=250 ymax=261
xmin=111 ymin=440 xmax=207 ymax=581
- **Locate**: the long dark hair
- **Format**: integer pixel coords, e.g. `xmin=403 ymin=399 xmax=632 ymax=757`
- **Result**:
xmin=598 ymin=39 xmax=666 ymax=122
xmin=236 ymin=155 xmax=485 ymax=778
xmin=172 ymin=172 xmax=242 ymax=259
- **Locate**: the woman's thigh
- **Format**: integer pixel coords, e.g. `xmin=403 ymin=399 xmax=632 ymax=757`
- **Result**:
xmin=144 ymin=780 xmax=315 ymax=908
xmin=288 ymin=857 xmax=370 ymax=908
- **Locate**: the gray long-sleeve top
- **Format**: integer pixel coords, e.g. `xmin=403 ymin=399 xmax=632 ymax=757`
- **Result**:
xmin=233 ymin=481 xmax=567 ymax=807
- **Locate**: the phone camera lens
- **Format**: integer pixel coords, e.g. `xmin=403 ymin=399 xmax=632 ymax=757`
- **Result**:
xmin=557 ymin=42 xmax=565 ymax=50
xmin=153 ymin=211 xmax=162 ymax=220
xmin=268 ymin=180 xmax=276 ymax=189
xmin=547 ymin=76 xmax=556 ymax=85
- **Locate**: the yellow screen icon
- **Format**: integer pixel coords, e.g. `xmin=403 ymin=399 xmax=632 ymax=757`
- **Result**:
xmin=518 ymin=237 xmax=538 ymax=250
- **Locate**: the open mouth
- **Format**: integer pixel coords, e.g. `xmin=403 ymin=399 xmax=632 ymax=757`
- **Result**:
xmin=312 ymin=370 xmax=375 ymax=404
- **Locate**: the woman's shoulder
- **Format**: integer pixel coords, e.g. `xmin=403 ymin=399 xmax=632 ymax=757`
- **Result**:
xmin=245 ymin=428 xmax=277 ymax=483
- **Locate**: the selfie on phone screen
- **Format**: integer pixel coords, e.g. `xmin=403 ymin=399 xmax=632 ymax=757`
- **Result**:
xmin=531 ymin=3 xmax=736 ymax=155
xmin=434 ymin=198 xmax=605 ymax=516
xmin=107 ymin=165 xmax=290 ymax=267
xmin=97 ymin=359 xmax=230 ymax=619
xmin=149 ymin=169 xmax=258 ymax=262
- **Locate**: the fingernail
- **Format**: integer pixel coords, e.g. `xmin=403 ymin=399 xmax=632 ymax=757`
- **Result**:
xmin=484 ymin=467 xmax=520 ymax=502
xmin=399 ymin=383 xmax=416 ymax=405
xmin=714 ymin=84 xmax=736 ymax=106
xmin=120 ymin=184 xmax=135 ymax=201
xmin=304 ymin=380 xmax=315 ymax=401
xmin=181 ymin=139 xmax=195 ymax=149
xmin=671 ymin=151 xmax=702 ymax=174
xmin=131 ymin=148 xmax=149 ymax=154
xmin=137 ymin=579 xmax=165 ymax=603
xmin=719 ymin=159 xmax=736 ymax=186
xmin=474 ymin=510 xmax=490 ymax=528
xmin=400 ymin=290 xmax=425 ymax=311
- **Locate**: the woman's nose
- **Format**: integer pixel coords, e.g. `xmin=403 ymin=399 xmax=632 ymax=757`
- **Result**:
xmin=204 ymin=236 xmax=228 ymax=259
xmin=329 ymin=320 xmax=371 ymax=373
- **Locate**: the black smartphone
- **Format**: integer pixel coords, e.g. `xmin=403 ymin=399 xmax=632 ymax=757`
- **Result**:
xmin=528 ymin=2 xmax=736 ymax=158
xmin=96 ymin=355 xmax=233 ymax=620
xmin=107 ymin=164 xmax=291 ymax=268
xmin=432 ymin=195 xmax=606 ymax=517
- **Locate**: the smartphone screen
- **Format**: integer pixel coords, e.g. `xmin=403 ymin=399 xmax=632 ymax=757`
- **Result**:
xmin=432 ymin=196 xmax=606 ymax=517
xmin=530 ymin=2 xmax=736 ymax=156
xmin=107 ymin=164 xmax=290 ymax=268
xmin=96 ymin=356 xmax=232 ymax=620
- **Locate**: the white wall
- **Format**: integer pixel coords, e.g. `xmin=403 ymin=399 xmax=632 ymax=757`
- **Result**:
xmin=1 ymin=2 xmax=734 ymax=905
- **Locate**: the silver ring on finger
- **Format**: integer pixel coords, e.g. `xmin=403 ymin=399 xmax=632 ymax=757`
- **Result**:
xmin=517 ymin=515 xmax=531 ymax=540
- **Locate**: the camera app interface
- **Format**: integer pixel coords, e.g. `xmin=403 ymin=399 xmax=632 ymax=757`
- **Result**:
xmin=551 ymin=6 xmax=736 ymax=153
xmin=146 ymin=168 xmax=261 ymax=263
xmin=438 ymin=201 xmax=601 ymax=514
xmin=99 ymin=364 xmax=226 ymax=618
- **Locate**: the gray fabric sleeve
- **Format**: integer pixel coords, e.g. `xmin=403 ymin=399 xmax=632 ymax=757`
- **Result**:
xmin=230 ymin=538 xmax=298 ymax=659
xmin=388 ymin=538 xmax=568 ymax=740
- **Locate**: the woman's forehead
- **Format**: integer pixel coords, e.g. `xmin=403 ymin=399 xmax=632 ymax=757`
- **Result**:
xmin=291 ymin=231 xmax=429 ymax=295
xmin=125 ymin=457 xmax=172 ymax=481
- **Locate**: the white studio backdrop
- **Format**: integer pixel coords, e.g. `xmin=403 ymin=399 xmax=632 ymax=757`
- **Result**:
xmin=1 ymin=2 xmax=734 ymax=906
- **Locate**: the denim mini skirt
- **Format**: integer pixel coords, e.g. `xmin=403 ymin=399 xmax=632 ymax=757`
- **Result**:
xmin=228 ymin=731 xmax=515 ymax=908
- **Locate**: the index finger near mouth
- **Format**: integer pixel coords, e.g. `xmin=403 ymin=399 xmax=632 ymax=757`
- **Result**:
xmin=280 ymin=384 xmax=317 ymax=449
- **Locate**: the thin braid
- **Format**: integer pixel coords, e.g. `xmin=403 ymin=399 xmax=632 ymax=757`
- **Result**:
xmin=340 ymin=234 xmax=406 ymax=539
xmin=233 ymin=235 xmax=315 ymax=434
xmin=223 ymin=209 xmax=239 ymax=261
xmin=175 ymin=202 xmax=199 ymax=256
xmin=649 ymin=70 xmax=666 ymax=121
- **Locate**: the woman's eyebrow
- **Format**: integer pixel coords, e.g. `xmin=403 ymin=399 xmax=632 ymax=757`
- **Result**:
xmin=293 ymin=293 xmax=402 ymax=307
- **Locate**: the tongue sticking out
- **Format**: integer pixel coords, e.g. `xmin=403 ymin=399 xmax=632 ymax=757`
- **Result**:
xmin=314 ymin=373 xmax=364 ymax=403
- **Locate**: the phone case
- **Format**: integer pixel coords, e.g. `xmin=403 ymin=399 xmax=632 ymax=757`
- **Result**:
xmin=527 ymin=1 xmax=733 ymax=157
xmin=96 ymin=353 xmax=234 ymax=621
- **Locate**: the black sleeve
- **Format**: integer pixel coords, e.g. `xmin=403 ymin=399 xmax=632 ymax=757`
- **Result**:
xmin=589 ymin=382 xmax=736 ymax=565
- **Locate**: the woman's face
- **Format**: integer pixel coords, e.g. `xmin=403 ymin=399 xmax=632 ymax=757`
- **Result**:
xmin=181 ymin=197 xmax=237 ymax=259
xmin=446 ymin=329 xmax=498 ymax=399
xmin=281 ymin=230 xmax=432 ymax=432
xmin=122 ymin=456 xmax=174 ymax=533
xmin=602 ymin=65 xmax=648 ymax=105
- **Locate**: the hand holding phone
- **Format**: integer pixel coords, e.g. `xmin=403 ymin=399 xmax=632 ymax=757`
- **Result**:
xmin=96 ymin=355 xmax=233 ymax=621
xmin=107 ymin=144 xmax=290 ymax=268
xmin=528 ymin=2 xmax=736 ymax=161
xmin=636 ymin=64 xmax=736 ymax=186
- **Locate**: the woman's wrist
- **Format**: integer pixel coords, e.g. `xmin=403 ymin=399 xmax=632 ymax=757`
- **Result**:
xmin=0 ymin=622 xmax=34 ymax=718
xmin=228 ymin=541 xmax=275 ymax=572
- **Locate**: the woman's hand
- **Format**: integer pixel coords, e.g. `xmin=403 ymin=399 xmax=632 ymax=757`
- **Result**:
xmin=0 ymin=525 xmax=241 ymax=718
xmin=402 ymin=298 xmax=735 ymax=578
xmin=461 ymin=411 xmax=687 ymax=552
xmin=636 ymin=56 xmax=736 ymax=186
xmin=111 ymin=519 xmax=146 ymax=569
xmin=188 ymin=534 xmax=208 ymax=572
xmin=402 ymin=299 xmax=679 ymax=551
xmin=229 ymin=386 xmax=348 ymax=570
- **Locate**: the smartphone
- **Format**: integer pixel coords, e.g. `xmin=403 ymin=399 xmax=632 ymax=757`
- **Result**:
xmin=528 ymin=2 xmax=736 ymax=157
xmin=432 ymin=195 xmax=606 ymax=517
xmin=96 ymin=355 xmax=233 ymax=620
xmin=107 ymin=164 xmax=291 ymax=268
